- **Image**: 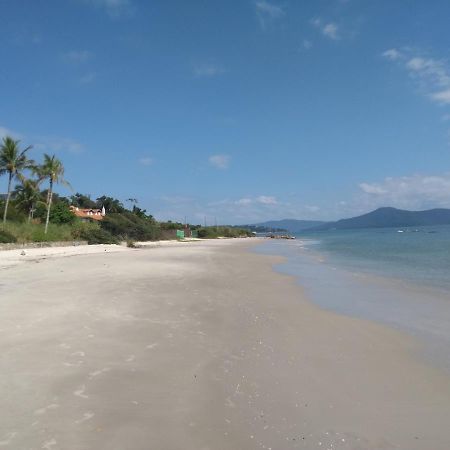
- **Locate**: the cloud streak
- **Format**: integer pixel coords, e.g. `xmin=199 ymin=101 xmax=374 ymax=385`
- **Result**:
xmin=34 ymin=136 xmax=85 ymax=154
xmin=255 ymin=1 xmax=285 ymax=29
xmin=358 ymin=173 xmax=450 ymax=210
xmin=63 ymin=50 xmax=93 ymax=64
xmin=138 ymin=157 xmax=153 ymax=166
xmin=0 ymin=125 xmax=22 ymax=140
xmin=382 ymin=48 xmax=450 ymax=105
xmin=193 ymin=63 xmax=224 ymax=78
xmin=78 ymin=0 xmax=134 ymax=18
xmin=311 ymin=18 xmax=340 ymax=40
xmin=209 ymin=154 xmax=230 ymax=170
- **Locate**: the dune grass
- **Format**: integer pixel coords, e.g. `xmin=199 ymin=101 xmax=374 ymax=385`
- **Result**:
xmin=1 ymin=222 xmax=74 ymax=243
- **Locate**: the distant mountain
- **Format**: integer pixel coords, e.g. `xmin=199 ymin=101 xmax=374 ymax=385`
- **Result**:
xmin=248 ymin=219 xmax=327 ymax=233
xmin=308 ymin=207 xmax=450 ymax=231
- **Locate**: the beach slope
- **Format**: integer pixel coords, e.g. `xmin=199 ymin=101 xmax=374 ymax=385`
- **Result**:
xmin=1 ymin=240 xmax=449 ymax=449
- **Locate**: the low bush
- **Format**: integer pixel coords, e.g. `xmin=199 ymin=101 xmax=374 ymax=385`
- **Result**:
xmin=1 ymin=222 xmax=73 ymax=243
xmin=49 ymin=202 xmax=77 ymax=225
xmin=101 ymin=212 xmax=161 ymax=241
xmin=71 ymin=221 xmax=118 ymax=244
xmin=196 ymin=226 xmax=252 ymax=239
xmin=0 ymin=229 xmax=17 ymax=243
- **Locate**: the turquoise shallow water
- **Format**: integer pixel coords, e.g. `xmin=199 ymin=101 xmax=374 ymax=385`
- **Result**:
xmin=256 ymin=225 xmax=450 ymax=371
xmin=300 ymin=225 xmax=450 ymax=292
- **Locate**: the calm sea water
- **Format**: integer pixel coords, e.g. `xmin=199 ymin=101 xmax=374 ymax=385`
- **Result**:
xmin=256 ymin=225 xmax=450 ymax=371
xmin=301 ymin=225 xmax=450 ymax=292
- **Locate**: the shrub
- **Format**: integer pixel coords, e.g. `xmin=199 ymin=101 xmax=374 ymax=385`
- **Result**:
xmin=71 ymin=221 xmax=118 ymax=244
xmin=49 ymin=202 xmax=77 ymax=225
xmin=0 ymin=229 xmax=17 ymax=243
xmin=1 ymin=222 xmax=72 ymax=243
xmin=101 ymin=212 xmax=161 ymax=241
xmin=196 ymin=226 xmax=252 ymax=239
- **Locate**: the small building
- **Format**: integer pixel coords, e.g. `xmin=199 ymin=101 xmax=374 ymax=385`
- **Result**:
xmin=70 ymin=205 xmax=106 ymax=222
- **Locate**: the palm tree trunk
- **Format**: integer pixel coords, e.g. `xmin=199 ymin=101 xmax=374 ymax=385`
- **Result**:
xmin=28 ymin=206 xmax=32 ymax=223
xmin=2 ymin=172 xmax=13 ymax=224
xmin=44 ymin=180 xmax=53 ymax=234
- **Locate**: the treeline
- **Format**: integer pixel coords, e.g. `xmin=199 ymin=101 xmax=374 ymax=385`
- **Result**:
xmin=0 ymin=136 xmax=252 ymax=244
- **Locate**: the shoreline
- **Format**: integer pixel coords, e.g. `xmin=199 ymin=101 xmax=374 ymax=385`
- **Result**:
xmin=1 ymin=239 xmax=450 ymax=448
xmin=257 ymin=238 xmax=450 ymax=374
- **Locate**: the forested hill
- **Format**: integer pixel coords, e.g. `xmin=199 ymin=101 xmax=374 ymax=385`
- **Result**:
xmin=307 ymin=207 xmax=450 ymax=231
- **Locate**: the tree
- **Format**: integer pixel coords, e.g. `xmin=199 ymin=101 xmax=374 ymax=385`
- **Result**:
xmin=49 ymin=201 xmax=77 ymax=225
xmin=70 ymin=192 xmax=97 ymax=209
xmin=96 ymin=195 xmax=125 ymax=213
xmin=0 ymin=136 xmax=33 ymax=223
xmin=38 ymin=154 xmax=70 ymax=234
xmin=14 ymin=178 xmax=44 ymax=222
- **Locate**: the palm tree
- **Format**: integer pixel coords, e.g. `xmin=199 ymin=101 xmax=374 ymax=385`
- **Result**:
xmin=14 ymin=178 xmax=44 ymax=223
xmin=0 ymin=136 xmax=34 ymax=223
xmin=38 ymin=154 xmax=70 ymax=234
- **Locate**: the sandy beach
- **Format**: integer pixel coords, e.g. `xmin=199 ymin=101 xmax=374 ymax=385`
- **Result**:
xmin=1 ymin=239 xmax=450 ymax=449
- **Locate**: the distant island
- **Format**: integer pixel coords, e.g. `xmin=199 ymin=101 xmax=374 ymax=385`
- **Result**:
xmin=307 ymin=207 xmax=450 ymax=231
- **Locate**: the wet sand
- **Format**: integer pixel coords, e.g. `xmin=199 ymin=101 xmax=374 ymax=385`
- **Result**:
xmin=1 ymin=239 xmax=450 ymax=449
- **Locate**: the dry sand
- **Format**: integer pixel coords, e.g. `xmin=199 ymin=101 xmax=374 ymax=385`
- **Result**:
xmin=1 ymin=239 xmax=450 ymax=449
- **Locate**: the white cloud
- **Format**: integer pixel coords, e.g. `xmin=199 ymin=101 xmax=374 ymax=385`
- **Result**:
xmin=208 ymin=154 xmax=230 ymax=170
xmin=153 ymin=193 xmax=324 ymax=224
xmin=382 ymin=48 xmax=402 ymax=61
xmin=302 ymin=39 xmax=313 ymax=50
xmin=357 ymin=174 xmax=450 ymax=210
xmin=79 ymin=0 xmax=133 ymax=17
xmin=311 ymin=18 xmax=340 ymax=40
xmin=79 ymin=72 xmax=96 ymax=84
xmin=235 ymin=198 xmax=253 ymax=205
xmin=0 ymin=125 xmax=22 ymax=140
xmin=431 ymin=89 xmax=450 ymax=104
xmin=359 ymin=183 xmax=388 ymax=195
xmin=63 ymin=50 xmax=92 ymax=64
xmin=255 ymin=1 xmax=285 ymax=29
xmin=383 ymin=48 xmax=450 ymax=105
xmin=34 ymin=136 xmax=85 ymax=154
xmin=257 ymin=195 xmax=278 ymax=205
xmin=323 ymin=23 xmax=339 ymax=40
xmin=138 ymin=157 xmax=153 ymax=166
xmin=0 ymin=124 xmax=85 ymax=155
xmin=193 ymin=63 xmax=224 ymax=78
xmin=305 ymin=205 xmax=320 ymax=212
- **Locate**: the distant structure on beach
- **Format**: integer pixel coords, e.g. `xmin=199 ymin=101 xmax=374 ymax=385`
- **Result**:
xmin=70 ymin=205 xmax=106 ymax=222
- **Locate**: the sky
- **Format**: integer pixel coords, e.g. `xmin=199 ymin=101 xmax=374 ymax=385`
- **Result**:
xmin=1 ymin=0 xmax=450 ymax=224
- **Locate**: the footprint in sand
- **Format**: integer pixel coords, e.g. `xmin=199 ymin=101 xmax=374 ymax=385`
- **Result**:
xmin=75 ymin=411 xmax=95 ymax=424
xmin=73 ymin=385 xmax=89 ymax=399
xmin=41 ymin=438 xmax=57 ymax=449
xmin=88 ymin=367 xmax=110 ymax=380
xmin=33 ymin=404 xmax=59 ymax=416
xmin=0 ymin=431 xmax=17 ymax=447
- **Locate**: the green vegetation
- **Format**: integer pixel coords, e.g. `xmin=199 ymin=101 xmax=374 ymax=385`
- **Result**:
xmin=0 ymin=137 xmax=34 ymax=224
xmin=0 ymin=228 xmax=17 ymax=244
xmin=0 ymin=134 xmax=255 ymax=246
xmin=195 ymin=226 xmax=253 ymax=239
xmin=38 ymin=154 xmax=71 ymax=234
xmin=1 ymin=222 xmax=73 ymax=243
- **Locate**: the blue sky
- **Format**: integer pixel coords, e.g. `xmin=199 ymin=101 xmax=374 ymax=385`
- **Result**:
xmin=1 ymin=0 xmax=450 ymax=224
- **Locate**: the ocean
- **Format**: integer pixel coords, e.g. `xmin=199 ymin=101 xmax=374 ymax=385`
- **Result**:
xmin=256 ymin=225 xmax=450 ymax=371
